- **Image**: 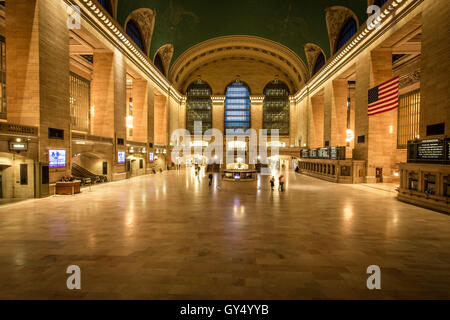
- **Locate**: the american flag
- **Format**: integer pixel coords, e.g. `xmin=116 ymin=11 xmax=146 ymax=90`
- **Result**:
xmin=368 ymin=76 xmax=399 ymax=116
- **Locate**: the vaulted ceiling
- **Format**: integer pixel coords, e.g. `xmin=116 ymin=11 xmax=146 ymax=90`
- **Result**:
xmin=117 ymin=0 xmax=367 ymax=66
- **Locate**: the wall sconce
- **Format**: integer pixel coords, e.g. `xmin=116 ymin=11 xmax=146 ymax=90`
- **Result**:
xmin=346 ymin=129 xmax=355 ymax=142
xmin=126 ymin=116 xmax=134 ymax=129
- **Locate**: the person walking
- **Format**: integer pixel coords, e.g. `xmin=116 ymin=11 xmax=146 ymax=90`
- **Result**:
xmin=278 ymin=175 xmax=285 ymax=192
xmin=208 ymin=173 xmax=213 ymax=186
xmin=270 ymin=176 xmax=275 ymax=191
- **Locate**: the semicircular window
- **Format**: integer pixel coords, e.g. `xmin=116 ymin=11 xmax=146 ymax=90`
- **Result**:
xmin=313 ymin=52 xmax=326 ymax=76
xmin=186 ymin=80 xmax=212 ymax=135
xmin=225 ymin=81 xmax=251 ymax=135
xmin=126 ymin=20 xmax=145 ymax=53
xmin=98 ymin=0 xmax=113 ymax=16
xmin=154 ymin=53 xmax=165 ymax=75
xmin=335 ymin=18 xmax=357 ymax=53
xmin=374 ymin=0 xmax=388 ymax=8
xmin=263 ymin=80 xmax=290 ymax=136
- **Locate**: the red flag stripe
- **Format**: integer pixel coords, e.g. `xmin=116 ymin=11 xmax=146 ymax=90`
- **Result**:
xmin=378 ymin=88 xmax=399 ymax=101
xmin=369 ymin=101 xmax=399 ymax=113
xmin=368 ymin=104 xmax=399 ymax=116
xmin=368 ymin=91 xmax=399 ymax=108
xmin=378 ymin=76 xmax=400 ymax=89
xmin=379 ymin=80 xmax=399 ymax=91
xmin=379 ymin=84 xmax=399 ymax=96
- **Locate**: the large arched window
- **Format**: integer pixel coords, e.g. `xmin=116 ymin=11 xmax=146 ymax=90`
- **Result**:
xmin=126 ymin=20 xmax=145 ymax=53
xmin=225 ymin=81 xmax=251 ymax=135
xmin=186 ymin=80 xmax=212 ymax=134
xmin=335 ymin=18 xmax=357 ymax=53
xmin=313 ymin=52 xmax=326 ymax=76
xmin=263 ymin=80 xmax=290 ymax=136
xmin=154 ymin=53 xmax=165 ymax=75
xmin=98 ymin=0 xmax=113 ymax=16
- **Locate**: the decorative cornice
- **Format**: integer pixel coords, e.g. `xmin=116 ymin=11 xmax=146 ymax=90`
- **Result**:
xmin=170 ymin=35 xmax=308 ymax=94
xmin=294 ymin=0 xmax=416 ymax=103
xmin=69 ymin=0 xmax=183 ymax=103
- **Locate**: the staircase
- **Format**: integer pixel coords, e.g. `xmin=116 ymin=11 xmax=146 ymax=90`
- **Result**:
xmin=72 ymin=163 xmax=107 ymax=185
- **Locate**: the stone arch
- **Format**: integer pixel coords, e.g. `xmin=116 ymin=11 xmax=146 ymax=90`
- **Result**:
xmin=100 ymin=0 xmax=118 ymax=19
xmin=124 ymin=8 xmax=156 ymax=56
xmin=170 ymin=36 xmax=308 ymax=95
xmin=153 ymin=44 xmax=174 ymax=77
xmin=325 ymin=6 xmax=359 ymax=56
xmin=304 ymin=43 xmax=327 ymax=79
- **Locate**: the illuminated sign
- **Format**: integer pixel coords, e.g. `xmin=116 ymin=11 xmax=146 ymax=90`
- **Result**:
xmin=9 ymin=142 xmax=28 ymax=151
xmin=49 ymin=150 xmax=66 ymax=168
xmin=149 ymin=152 xmax=154 ymax=162
xmin=118 ymin=151 xmax=126 ymax=164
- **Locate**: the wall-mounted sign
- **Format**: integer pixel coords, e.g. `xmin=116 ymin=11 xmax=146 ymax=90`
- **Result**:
xmin=49 ymin=150 xmax=66 ymax=168
xmin=318 ymin=148 xmax=330 ymax=159
xmin=408 ymin=138 xmax=449 ymax=164
xmin=149 ymin=152 xmax=154 ymax=162
xmin=301 ymin=150 xmax=309 ymax=158
xmin=9 ymin=142 xmax=28 ymax=151
xmin=118 ymin=151 xmax=126 ymax=164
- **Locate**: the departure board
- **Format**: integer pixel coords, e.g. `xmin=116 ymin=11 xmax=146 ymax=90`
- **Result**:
xmin=417 ymin=139 xmax=444 ymax=160
xmin=318 ymin=148 xmax=330 ymax=159
xmin=301 ymin=150 xmax=309 ymax=158
xmin=408 ymin=139 xmax=449 ymax=164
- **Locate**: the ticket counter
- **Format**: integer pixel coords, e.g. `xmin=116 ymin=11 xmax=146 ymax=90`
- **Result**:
xmin=55 ymin=181 xmax=81 ymax=195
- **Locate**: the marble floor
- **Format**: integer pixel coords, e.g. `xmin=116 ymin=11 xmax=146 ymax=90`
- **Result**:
xmin=0 ymin=170 xmax=449 ymax=300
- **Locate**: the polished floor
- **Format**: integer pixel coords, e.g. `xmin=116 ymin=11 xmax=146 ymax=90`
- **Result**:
xmin=0 ymin=170 xmax=449 ymax=300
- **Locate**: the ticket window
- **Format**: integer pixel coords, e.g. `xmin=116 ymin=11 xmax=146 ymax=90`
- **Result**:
xmin=409 ymin=172 xmax=419 ymax=191
xmin=444 ymin=176 xmax=450 ymax=198
xmin=424 ymin=174 xmax=436 ymax=195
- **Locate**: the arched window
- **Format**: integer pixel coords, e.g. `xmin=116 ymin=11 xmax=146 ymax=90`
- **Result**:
xmin=373 ymin=0 xmax=388 ymax=8
xmin=263 ymin=80 xmax=290 ymax=136
xmin=97 ymin=0 xmax=113 ymax=16
xmin=335 ymin=18 xmax=357 ymax=53
xmin=225 ymin=81 xmax=251 ymax=135
xmin=186 ymin=80 xmax=212 ymax=134
xmin=154 ymin=53 xmax=165 ymax=75
xmin=313 ymin=52 xmax=325 ymax=76
xmin=126 ymin=20 xmax=145 ymax=53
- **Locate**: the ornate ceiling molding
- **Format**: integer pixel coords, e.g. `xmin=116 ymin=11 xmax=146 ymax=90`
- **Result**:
xmin=124 ymin=8 xmax=156 ymax=56
xmin=325 ymin=6 xmax=360 ymax=56
xmin=169 ymin=36 xmax=308 ymax=94
xmin=304 ymin=43 xmax=326 ymax=79
xmin=154 ymin=44 xmax=174 ymax=77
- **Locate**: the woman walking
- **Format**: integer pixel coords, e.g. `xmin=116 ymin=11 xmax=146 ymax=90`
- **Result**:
xmin=270 ymin=176 xmax=275 ymax=191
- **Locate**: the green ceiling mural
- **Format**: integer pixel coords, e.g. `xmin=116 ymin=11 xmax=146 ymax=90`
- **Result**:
xmin=117 ymin=0 xmax=367 ymax=66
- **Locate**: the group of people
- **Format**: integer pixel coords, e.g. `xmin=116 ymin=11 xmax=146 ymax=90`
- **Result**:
xmin=270 ymin=175 xmax=285 ymax=192
xmin=60 ymin=176 xmax=75 ymax=182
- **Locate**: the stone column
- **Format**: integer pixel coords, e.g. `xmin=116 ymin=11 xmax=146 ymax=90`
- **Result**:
xmin=7 ymin=0 xmax=71 ymax=185
xmin=419 ymin=0 xmax=450 ymax=137
xmin=91 ymin=51 xmax=115 ymax=138
xmin=309 ymin=93 xmax=325 ymax=149
xmin=289 ymin=99 xmax=297 ymax=147
xmin=323 ymin=83 xmax=332 ymax=146
xmin=331 ymin=80 xmax=348 ymax=147
xmin=212 ymin=96 xmax=225 ymax=134
xmin=132 ymin=79 xmax=149 ymax=143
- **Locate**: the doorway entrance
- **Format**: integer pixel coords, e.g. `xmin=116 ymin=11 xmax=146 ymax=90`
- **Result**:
xmin=376 ymin=168 xmax=383 ymax=183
